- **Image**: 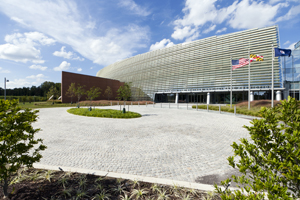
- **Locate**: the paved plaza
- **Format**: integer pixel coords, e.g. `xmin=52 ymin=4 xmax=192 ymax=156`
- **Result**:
xmin=33 ymin=105 xmax=252 ymax=184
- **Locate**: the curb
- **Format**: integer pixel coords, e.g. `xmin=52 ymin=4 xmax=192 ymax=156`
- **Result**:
xmin=33 ymin=164 xmax=217 ymax=192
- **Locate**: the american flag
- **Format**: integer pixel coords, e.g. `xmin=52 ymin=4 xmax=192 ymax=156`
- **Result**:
xmin=232 ymin=58 xmax=249 ymax=70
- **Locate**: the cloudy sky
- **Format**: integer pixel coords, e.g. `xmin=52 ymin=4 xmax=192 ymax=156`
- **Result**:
xmin=0 ymin=0 xmax=299 ymax=89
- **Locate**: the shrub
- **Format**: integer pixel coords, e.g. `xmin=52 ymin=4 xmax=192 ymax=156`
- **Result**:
xmin=215 ymin=97 xmax=300 ymax=199
xmin=0 ymin=100 xmax=47 ymax=198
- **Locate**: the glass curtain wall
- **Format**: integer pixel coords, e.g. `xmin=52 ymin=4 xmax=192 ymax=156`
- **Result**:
xmin=283 ymin=49 xmax=300 ymax=100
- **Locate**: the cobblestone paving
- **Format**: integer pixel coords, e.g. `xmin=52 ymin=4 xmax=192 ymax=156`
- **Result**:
xmin=33 ymin=105 xmax=252 ymax=183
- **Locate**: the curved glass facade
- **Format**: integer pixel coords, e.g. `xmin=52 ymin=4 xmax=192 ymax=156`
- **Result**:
xmin=97 ymin=26 xmax=281 ymax=103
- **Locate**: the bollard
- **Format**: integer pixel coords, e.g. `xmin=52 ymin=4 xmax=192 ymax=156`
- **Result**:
xmin=131 ymin=102 xmax=132 ymax=106
xmin=138 ymin=102 xmax=140 ymax=107
xmin=169 ymin=103 xmax=170 ymax=108
xmin=161 ymin=103 xmax=162 ymax=108
xmin=118 ymin=101 xmax=119 ymax=105
xmin=128 ymin=105 xmax=129 ymax=112
xmin=234 ymin=106 xmax=236 ymax=115
xmin=120 ymin=105 xmax=121 ymax=111
xmin=153 ymin=102 xmax=154 ymax=107
xmin=196 ymin=103 xmax=198 ymax=111
xmin=146 ymin=102 xmax=147 ymax=107
xmin=207 ymin=104 xmax=209 ymax=112
xmin=177 ymin=103 xmax=179 ymax=109
xmin=219 ymin=105 xmax=221 ymax=113
xmin=111 ymin=101 xmax=112 ymax=106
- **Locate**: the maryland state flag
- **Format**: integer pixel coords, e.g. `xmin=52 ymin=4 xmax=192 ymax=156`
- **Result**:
xmin=250 ymin=54 xmax=264 ymax=61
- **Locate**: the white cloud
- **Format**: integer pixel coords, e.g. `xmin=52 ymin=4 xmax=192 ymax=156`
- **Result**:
xmin=287 ymin=42 xmax=296 ymax=50
xmin=149 ymin=39 xmax=174 ymax=51
xmin=53 ymin=46 xmax=84 ymax=61
xmin=216 ymin=27 xmax=227 ymax=34
xmin=203 ymin=24 xmax=216 ymax=34
xmin=118 ymin=0 xmax=151 ymax=16
xmin=0 ymin=0 xmax=149 ymax=66
xmin=77 ymin=68 xmax=82 ymax=72
xmin=29 ymin=64 xmax=47 ymax=71
xmin=284 ymin=40 xmax=290 ymax=45
xmin=7 ymin=74 xmax=47 ymax=88
xmin=172 ymin=0 xmax=296 ymax=41
xmin=0 ymin=67 xmax=10 ymax=73
xmin=275 ymin=4 xmax=300 ymax=22
xmin=26 ymin=74 xmax=44 ymax=79
xmin=228 ymin=1 xmax=287 ymax=29
xmin=171 ymin=26 xmax=197 ymax=40
xmin=0 ymin=31 xmax=55 ymax=63
xmin=53 ymin=61 xmax=71 ymax=71
xmin=90 ymin=67 xmax=93 ymax=69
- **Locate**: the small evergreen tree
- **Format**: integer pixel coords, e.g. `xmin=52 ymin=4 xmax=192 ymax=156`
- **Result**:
xmin=0 ymin=100 xmax=47 ymax=198
xmin=215 ymin=96 xmax=300 ymax=199
xmin=66 ymin=82 xmax=76 ymax=104
xmin=104 ymin=86 xmax=113 ymax=100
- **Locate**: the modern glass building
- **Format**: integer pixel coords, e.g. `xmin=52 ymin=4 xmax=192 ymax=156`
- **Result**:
xmin=283 ymin=49 xmax=300 ymax=99
xmin=97 ymin=25 xmax=284 ymax=104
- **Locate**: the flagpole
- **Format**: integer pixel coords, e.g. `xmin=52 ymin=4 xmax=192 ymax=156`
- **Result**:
xmin=271 ymin=43 xmax=274 ymax=108
xmin=230 ymin=56 xmax=232 ymax=108
xmin=293 ymin=55 xmax=295 ymax=98
xmin=284 ymin=56 xmax=287 ymax=99
xmin=248 ymin=50 xmax=251 ymax=110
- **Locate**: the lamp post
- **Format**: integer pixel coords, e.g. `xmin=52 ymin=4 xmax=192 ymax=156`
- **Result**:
xmin=4 ymin=77 xmax=9 ymax=100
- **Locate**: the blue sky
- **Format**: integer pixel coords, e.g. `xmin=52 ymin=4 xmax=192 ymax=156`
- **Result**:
xmin=0 ymin=0 xmax=299 ymax=89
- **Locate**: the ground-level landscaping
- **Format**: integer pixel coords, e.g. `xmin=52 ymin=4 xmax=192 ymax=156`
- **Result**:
xmin=67 ymin=108 xmax=142 ymax=119
xmin=192 ymin=100 xmax=282 ymax=117
xmin=0 ymin=168 xmax=221 ymax=200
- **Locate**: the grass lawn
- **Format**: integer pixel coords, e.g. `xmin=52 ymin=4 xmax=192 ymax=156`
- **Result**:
xmin=18 ymin=101 xmax=76 ymax=109
xmin=192 ymin=100 xmax=282 ymax=117
xmin=67 ymin=108 xmax=142 ymax=119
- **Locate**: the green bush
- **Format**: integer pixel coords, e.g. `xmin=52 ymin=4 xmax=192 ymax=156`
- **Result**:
xmin=215 ymin=97 xmax=300 ymax=199
xmin=0 ymin=100 xmax=47 ymax=198
xmin=192 ymin=104 xmax=262 ymax=117
xmin=67 ymin=108 xmax=142 ymax=119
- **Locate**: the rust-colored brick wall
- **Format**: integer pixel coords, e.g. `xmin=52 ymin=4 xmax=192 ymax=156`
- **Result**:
xmin=61 ymin=71 xmax=124 ymax=103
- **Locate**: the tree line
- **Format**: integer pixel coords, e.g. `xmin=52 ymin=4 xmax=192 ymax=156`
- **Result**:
xmin=0 ymin=81 xmax=61 ymax=97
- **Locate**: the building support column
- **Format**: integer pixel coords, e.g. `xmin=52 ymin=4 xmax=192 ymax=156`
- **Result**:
xmin=276 ymin=91 xmax=282 ymax=101
xmin=175 ymin=93 xmax=179 ymax=104
xmin=207 ymin=92 xmax=210 ymax=104
xmin=250 ymin=91 xmax=254 ymax=101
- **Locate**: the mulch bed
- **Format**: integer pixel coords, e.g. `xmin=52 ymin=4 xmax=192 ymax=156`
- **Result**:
xmin=0 ymin=168 xmax=221 ymax=200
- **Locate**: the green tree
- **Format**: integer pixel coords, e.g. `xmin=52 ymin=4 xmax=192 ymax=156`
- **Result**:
xmin=104 ymin=86 xmax=113 ymax=100
xmin=0 ymin=100 xmax=47 ymax=198
xmin=75 ymin=84 xmax=86 ymax=107
xmin=215 ymin=96 xmax=300 ymax=199
xmin=116 ymin=83 xmax=131 ymax=101
xmin=28 ymin=96 xmax=33 ymax=103
xmin=40 ymin=81 xmax=55 ymax=97
xmin=86 ymin=86 xmax=101 ymax=108
xmin=46 ymin=86 xmax=59 ymax=104
xmin=66 ymin=83 xmax=76 ymax=104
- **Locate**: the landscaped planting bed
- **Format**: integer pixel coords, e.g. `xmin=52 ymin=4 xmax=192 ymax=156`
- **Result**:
xmin=0 ymin=168 xmax=221 ymax=200
xmin=67 ymin=108 xmax=142 ymax=119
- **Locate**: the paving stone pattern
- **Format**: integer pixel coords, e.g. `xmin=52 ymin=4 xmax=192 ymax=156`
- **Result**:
xmin=33 ymin=105 xmax=252 ymax=183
